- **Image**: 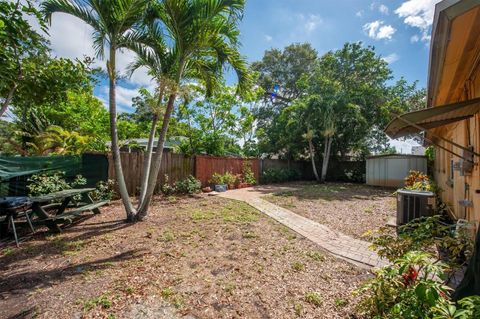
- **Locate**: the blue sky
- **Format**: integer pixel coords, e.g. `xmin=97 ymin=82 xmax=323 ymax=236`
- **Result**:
xmin=33 ymin=0 xmax=440 ymax=152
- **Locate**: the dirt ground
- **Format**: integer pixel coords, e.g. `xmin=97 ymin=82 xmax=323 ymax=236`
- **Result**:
xmin=263 ymin=183 xmax=396 ymax=240
xmin=0 ymin=195 xmax=371 ymax=319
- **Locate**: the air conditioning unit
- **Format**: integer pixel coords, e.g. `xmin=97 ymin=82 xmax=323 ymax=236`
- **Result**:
xmin=397 ymin=189 xmax=436 ymax=226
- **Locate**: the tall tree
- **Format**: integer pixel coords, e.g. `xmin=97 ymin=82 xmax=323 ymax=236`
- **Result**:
xmin=125 ymin=0 xmax=251 ymax=220
xmin=252 ymin=43 xmax=318 ymax=158
xmin=0 ymin=0 xmax=48 ymax=117
xmin=42 ymin=0 xmax=151 ymax=217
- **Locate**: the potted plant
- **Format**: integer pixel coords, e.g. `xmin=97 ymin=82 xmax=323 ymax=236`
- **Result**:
xmin=223 ymin=171 xmax=236 ymax=190
xmin=209 ymin=173 xmax=227 ymax=192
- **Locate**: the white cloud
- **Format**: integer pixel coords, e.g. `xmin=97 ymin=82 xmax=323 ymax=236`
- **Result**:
xmin=101 ymin=85 xmax=139 ymax=113
xmin=356 ymin=10 xmax=364 ymax=17
xmin=379 ymin=4 xmax=389 ymax=15
xmin=296 ymin=14 xmax=323 ymax=33
xmin=410 ymin=34 xmax=420 ymax=43
xmin=382 ymin=53 xmax=400 ymax=64
xmin=395 ymin=0 xmax=441 ymax=42
xmin=363 ymin=20 xmax=396 ymax=40
xmin=264 ymin=34 xmax=273 ymax=42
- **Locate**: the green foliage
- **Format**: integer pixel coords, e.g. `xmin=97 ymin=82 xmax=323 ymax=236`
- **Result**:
xmin=366 ymin=216 xmax=473 ymax=266
xmin=356 ymin=251 xmax=451 ymax=318
xmin=261 ymin=168 xmax=301 ymax=184
xmin=241 ymin=161 xmax=257 ymax=185
xmin=0 ymin=0 xmax=49 ymax=115
xmin=222 ymin=171 xmax=236 ymax=186
xmin=91 ymin=180 xmax=116 ymax=201
xmin=209 ymin=173 xmax=225 ymax=185
xmin=27 ymin=171 xmax=86 ymax=196
xmin=432 ymin=296 xmax=480 ymax=319
xmin=304 ymin=292 xmax=322 ymax=307
xmin=161 ymin=175 xmax=201 ymax=195
xmin=175 ymin=175 xmax=201 ymax=194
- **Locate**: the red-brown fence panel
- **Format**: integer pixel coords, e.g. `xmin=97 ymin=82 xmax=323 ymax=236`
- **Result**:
xmin=195 ymin=155 xmax=260 ymax=186
xmin=108 ymin=151 xmax=195 ymax=195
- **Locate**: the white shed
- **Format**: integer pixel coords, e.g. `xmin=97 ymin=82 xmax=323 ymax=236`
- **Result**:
xmin=366 ymin=154 xmax=428 ymax=188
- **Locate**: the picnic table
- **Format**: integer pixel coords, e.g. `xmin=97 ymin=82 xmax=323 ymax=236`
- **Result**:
xmin=30 ymin=188 xmax=108 ymax=232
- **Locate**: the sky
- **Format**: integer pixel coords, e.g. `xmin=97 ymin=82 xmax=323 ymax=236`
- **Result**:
xmin=36 ymin=0 xmax=442 ymax=152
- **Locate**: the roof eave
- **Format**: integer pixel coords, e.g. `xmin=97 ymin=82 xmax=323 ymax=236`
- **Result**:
xmin=427 ymin=0 xmax=480 ymax=107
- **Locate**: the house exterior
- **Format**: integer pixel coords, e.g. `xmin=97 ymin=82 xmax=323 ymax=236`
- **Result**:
xmin=385 ymin=0 xmax=480 ymax=226
xmin=428 ymin=0 xmax=480 ymax=223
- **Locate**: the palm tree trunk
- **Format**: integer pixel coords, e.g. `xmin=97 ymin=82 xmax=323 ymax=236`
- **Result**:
xmin=108 ymin=46 xmax=135 ymax=219
xmin=308 ymin=137 xmax=320 ymax=182
xmin=138 ymin=113 xmax=158 ymax=205
xmin=136 ymin=93 xmax=176 ymax=219
xmin=320 ymin=136 xmax=333 ymax=183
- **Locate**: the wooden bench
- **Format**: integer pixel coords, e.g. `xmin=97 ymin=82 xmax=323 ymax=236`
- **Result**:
xmin=51 ymin=201 xmax=109 ymax=223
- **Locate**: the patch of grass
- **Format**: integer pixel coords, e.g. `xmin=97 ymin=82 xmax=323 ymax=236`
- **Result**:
xmin=293 ymin=302 xmax=303 ymax=316
xmin=63 ymin=240 xmax=87 ymax=256
xmin=304 ymin=292 xmax=322 ymax=307
xmin=306 ymin=251 xmax=325 ymax=262
xmin=292 ymin=261 xmax=305 ymax=272
xmin=191 ymin=209 xmax=215 ymax=221
xmin=171 ymin=295 xmax=184 ymax=309
xmin=335 ymin=298 xmax=348 ymax=307
xmin=221 ymin=203 xmax=259 ymax=223
xmin=161 ymin=287 xmax=173 ymax=298
xmin=82 ymin=293 xmax=112 ymax=312
xmin=223 ymin=282 xmax=236 ymax=295
xmin=166 ymin=195 xmax=177 ymax=202
xmin=242 ymin=230 xmax=257 ymax=239
xmin=2 ymin=247 xmax=15 ymax=256
xmin=160 ymin=230 xmax=176 ymax=242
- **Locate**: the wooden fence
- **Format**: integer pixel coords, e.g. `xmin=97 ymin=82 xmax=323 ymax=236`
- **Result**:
xmin=107 ymin=151 xmax=365 ymax=195
xmin=107 ymin=151 xmax=195 ymax=195
xmin=195 ymin=155 xmax=260 ymax=186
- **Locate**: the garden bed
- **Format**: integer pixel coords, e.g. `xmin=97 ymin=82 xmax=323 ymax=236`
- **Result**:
xmin=262 ymin=183 xmax=396 ymax=240
xmin=0 ymin=195 xmax=370 ymax=318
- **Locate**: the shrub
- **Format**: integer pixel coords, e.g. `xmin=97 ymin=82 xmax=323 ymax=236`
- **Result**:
xmin=261 ymin=168 xmax=301 ymax=184
xmin=161 ymin=174 xmax=177 ymax=195
xmin=27 ymin=171 xmax=86 ymax=196
xmin=209 ymin=173 xmax=224 ymax=185
xmin=91 ymin=179 xmax=115 ymax=201
xmin=242 ymin=161 xmax=257 ymax=185
xmin=366 ymin=215 xmax=473 ymax=266
xmin=355 ymin=251 xmax=451 ymax=318
xmin=175 ymin=175 xmax=201 ymax=194
xmin=223 ymin=171 xmax=236 ymax=185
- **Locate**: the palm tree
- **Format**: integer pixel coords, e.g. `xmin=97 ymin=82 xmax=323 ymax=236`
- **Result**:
xmin=42 ymin=0 xmax=151 ymax=217
xmin=130 ymin=0 xmax=251 ymax=219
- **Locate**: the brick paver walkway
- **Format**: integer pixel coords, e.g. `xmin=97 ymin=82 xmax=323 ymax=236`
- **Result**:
xmin=219 ymin=185 xmax=388 ymax=269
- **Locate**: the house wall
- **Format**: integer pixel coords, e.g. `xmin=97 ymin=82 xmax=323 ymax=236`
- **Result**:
xmin=431 ymin=52 xmax=480 ymax=224
xmin=428 ymin=4 xmax=480 ymax=227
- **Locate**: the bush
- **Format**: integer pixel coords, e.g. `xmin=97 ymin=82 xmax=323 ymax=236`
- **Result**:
xmin=261 ymin=168 xmax=301 ymax=184
xmin=161 ymin=175 xmax=201 ymax=195
xmin=161 ymin=175 xmax=177 ymax=195
xmin=366 ymin=215 xmax=473 ymax=266
xmin=175 ymin=175 xmax=201 ymax=194
xmin=223 ymin=171 xmax=236 ymax=186
xmin=355 ymin=251 xmax=451 ymax=318
xmin=27 ymin=171 xmax=86 ymax=196
xmin=359 ymin=216 xmax=477 ymax=318
xmin=90 ymin=179 xmax=115 ymax=201
xmin=242 ymin=161 xmax=256 ymax=185
xmin=209 ymin=173 xmax=224 ymax=185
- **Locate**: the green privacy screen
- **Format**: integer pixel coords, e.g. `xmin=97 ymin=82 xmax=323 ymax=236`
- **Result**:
xmin=0 ymin=153 xmax=108 ymax=196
